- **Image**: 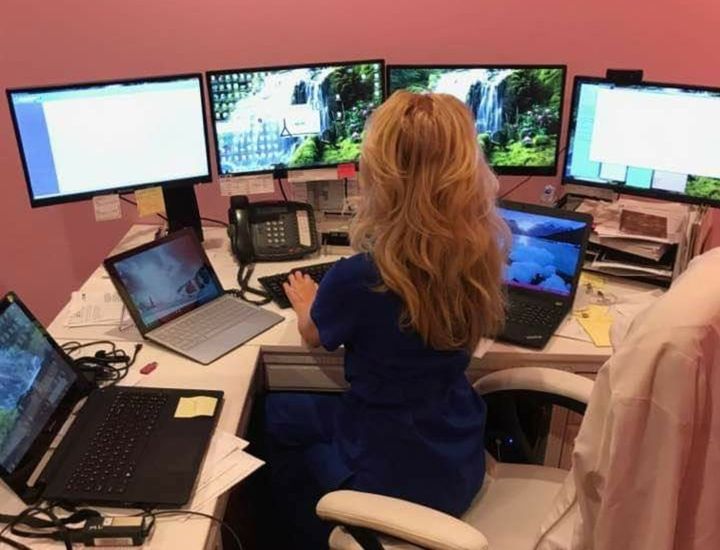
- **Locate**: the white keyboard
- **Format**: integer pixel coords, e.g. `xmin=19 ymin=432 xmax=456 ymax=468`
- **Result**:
xmin=153 ymin=296 xmax=256 ymax=350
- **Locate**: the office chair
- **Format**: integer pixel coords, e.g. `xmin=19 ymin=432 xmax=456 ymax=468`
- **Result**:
xmin=318 ymin=248 xmax=720 ymax=550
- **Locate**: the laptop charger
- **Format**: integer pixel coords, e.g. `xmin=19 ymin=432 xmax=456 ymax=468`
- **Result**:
xmin=78 ymin=515 xmax=154 ymax=546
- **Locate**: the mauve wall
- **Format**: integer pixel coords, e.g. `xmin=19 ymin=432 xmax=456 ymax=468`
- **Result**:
xmin=1 ymin=0 xmax=719 ymax=324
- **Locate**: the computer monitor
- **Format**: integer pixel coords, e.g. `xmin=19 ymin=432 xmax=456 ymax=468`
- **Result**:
xmin=6 ymin=74 xmax=212 ymax=238
xmin=387 ymin=65 xmax=567 ymax=175
xmin=206 ymin=60 xmax=385 ymax=177
xmin=563 ymin=76 xmax=720 ymax=207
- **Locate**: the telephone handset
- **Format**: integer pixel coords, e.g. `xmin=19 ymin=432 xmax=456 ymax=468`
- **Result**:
xmin=228 ymin=196 xmax=320 ymax=265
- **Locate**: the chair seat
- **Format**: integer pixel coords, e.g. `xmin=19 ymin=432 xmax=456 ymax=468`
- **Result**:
xmin=329 ymin=463 xmax=569 ymax=550
xmin=463 ymin=463 xmax=569 ymax=549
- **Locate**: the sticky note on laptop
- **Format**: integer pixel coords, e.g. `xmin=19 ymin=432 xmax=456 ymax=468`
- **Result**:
xmin=175 ymin=396 xmax=218 ymax=418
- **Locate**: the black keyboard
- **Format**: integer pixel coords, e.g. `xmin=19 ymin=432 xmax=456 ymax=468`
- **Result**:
xmin=258 ymin=261 xmax=337 ymax=308
xmin=64 ymin=391 xmax=168 ymax=495
xmin=507 ymin=301 xmax=563 ymax=327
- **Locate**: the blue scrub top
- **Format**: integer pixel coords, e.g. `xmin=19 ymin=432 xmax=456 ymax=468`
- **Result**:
xmin=310 ymin=253 xmax=486 ymax=516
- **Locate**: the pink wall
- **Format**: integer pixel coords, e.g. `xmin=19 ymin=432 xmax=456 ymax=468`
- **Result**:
xmin=2 ymin=0 xmax=720 ymax=324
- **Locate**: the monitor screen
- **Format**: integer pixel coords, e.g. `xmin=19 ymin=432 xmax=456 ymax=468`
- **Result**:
xmin=0 ymin=301 xmax=77 ymax=474
xmin=563 ymin=77 xmax=720 ymax=207
xmin=207 ymin=60 xmax=385 ymax=176
xmin=106 ymin=231 xmax=223 ymax=330
xmin=499 ymin=207 xmax=588 ymax=297
xmin=387 ymin=65 xmax=566 ymax=175
xmin=7 ymin=75 xmax=211 ymax=207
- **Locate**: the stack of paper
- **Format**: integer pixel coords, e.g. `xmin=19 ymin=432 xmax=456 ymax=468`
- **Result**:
xmin=576 ymin=198 xmax=690 ymax=282
xmin=183 ymin=430 xmax=264 ymax=515
xmin=65 ymin=290 xmax=127 ymax=327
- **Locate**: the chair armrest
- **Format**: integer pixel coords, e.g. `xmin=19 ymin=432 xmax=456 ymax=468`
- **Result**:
xmin=317 ymin=490 xmax=489 ymax=550
xmin=473 ymin=367 xmax=593 ymax=405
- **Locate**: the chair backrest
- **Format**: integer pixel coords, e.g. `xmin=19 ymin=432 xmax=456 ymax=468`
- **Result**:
xmin=548 ymin=248 xmax=720 ymax=550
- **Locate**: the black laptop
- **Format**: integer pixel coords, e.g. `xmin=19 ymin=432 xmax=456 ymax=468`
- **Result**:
xmin=0 ymin=292 xmax=223 ymax=508
xmin=498 ymin=201 xmax=593 ymax=349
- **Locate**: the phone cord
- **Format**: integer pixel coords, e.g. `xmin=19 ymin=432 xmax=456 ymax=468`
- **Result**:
xmin=235 ymin=263 xmax=272 ymax=306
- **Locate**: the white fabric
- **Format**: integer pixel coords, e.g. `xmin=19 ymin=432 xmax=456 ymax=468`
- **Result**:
xmin=538 ymin=248 xmax=720 ymax=550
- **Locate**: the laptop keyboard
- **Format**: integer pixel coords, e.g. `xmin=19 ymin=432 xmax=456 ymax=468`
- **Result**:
xmin=153 ymin=296 xmax=256 ymax=350
xmin=507 ymin=301 xmax=563 ymax=327
xmin=64 ymin=391 xmax=168 ymax=495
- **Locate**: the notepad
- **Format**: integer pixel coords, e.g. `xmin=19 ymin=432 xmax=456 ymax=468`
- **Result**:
xmin=574 ymin=305 xmax=613 ymax=347
xmin=175 ymin=396 xmax=218 ymax=418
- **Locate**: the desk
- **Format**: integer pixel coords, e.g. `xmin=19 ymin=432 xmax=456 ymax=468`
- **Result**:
xmin=3 ymin=224 xmax=662 ymax=548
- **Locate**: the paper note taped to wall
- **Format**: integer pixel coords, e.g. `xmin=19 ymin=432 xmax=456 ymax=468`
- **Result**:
xmin=175 ymin=396 xmax=218 ymax=418
xmin=220 ymin=177 xmax=250 ymax=197
xmin=92 ymin=194 xmax=122 ymax=222
xmin=134 ymin=187 xmax=166 ymax=217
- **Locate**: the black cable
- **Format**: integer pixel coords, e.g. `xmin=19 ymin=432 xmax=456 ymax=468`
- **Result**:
xmin=0 ymin=505 xmax=73 ymax=550
xmin=200 ymin=217 xmax=229 ymax=227
xmin=119 ymin=194 xmax=169 ymax=222
xmin=278 ymin=177 xmax=288 ymax=202
xmin=62 ymin=340 xmax=143 ymax=386
xmin=232 ymin=264 xmax=271 ymax=306
xmin=150 ymin=510 xmax=244 ymax=550
xmin=498 ymin=174 xmax=534 ymax=200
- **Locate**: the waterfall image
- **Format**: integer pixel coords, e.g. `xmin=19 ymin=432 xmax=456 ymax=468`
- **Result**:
xmin=210 ymin=63 xmax=384 ymax=175
xmin=389 ymin=67 xmax=564 ymax=170
xmin=433 ymin=69 xmax=513 ymax=135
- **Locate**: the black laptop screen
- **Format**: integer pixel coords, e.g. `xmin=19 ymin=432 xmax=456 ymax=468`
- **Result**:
xmin=109 ymin=231 xmax=223 ymax=330
xmin=499 ymin=207 xmax=588 ymax=297
xmin=0 ymin=302 xmax=77 ymax=473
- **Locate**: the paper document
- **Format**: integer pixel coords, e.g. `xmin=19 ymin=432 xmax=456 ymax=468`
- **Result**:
xmin=574 ymin=305 xmax=613 ymax=347
xmin=577 ymin=197 xmax=688 ymax=244
xmin=66 ymin=290 xmax=125 ymax=327
xmin=180 ymin=430 xmax=262 ymax=517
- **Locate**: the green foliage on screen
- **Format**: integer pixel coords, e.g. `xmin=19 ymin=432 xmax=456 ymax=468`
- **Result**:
xmin=686 ymin=176 xmax=720 ymax=200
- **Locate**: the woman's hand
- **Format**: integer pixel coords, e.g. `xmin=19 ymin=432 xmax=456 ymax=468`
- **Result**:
xmin=283 ymin=272 xmax=321 ymax=347
xmin=283 ymin=272 xmax=318 ymax=315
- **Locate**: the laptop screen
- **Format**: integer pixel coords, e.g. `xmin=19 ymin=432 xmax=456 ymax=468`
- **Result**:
xmin=107 ymin=230 xmax=223 ymax=331
xmin=499 ymin=206 xmax=589 ymax=297
xmin=0 ymin=300 xmax=78 ymax=474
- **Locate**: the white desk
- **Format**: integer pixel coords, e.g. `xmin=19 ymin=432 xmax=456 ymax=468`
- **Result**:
xmin=48 ymin=225 xmax=661 ymax=385
xmin=3 ymin=224 xmax=662 ymax=548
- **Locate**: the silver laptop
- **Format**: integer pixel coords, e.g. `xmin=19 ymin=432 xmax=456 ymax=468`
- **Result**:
xmin=104 ymin=228 xmax=283 ymax=364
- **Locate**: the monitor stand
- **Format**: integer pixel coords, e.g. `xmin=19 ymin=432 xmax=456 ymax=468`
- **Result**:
xmin=163 ymin=185 xmax=204 ymax=242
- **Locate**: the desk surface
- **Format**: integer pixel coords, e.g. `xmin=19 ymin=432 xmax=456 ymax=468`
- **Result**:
xmin=4 ymin=223 xmax=663 ymax=548
xmin=48 ymin=224 xmax=661 ymax=368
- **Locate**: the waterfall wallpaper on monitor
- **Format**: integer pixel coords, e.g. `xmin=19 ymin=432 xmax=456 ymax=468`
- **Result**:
xmin=208 ymin=61 xmax=384 ymax=176
xmin=388 ymin=66 xmax=566 ymax=174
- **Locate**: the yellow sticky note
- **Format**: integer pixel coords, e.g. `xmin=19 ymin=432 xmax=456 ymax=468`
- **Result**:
xmin=134 ymin=187 xmax=166 ymax=217
xmin=174 ymin=396 xmax=218 ymax=418
xmin=580 ymin=271 xmax=606 ymax=289
xmin=574 ymin=305 xmax=612 ymax=347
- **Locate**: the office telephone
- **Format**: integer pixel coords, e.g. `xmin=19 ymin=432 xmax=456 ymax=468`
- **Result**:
xmin=228 ymin=196 xmax=320 ymax=265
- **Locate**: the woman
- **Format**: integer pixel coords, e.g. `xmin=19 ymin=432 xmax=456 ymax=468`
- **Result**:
xmin=266 ymin=91 xmax=508 ymax=548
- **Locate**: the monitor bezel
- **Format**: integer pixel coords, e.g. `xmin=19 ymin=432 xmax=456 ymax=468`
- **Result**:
xmin=205 ymin=59 xmax=386 ymax=178
xmin=387 ymin=63 xmax=568 ymax=176
xmin=5 ymin=73 xmax=213 ymax=209
xmin=561 ymin=75 xmax=720 ymax=208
